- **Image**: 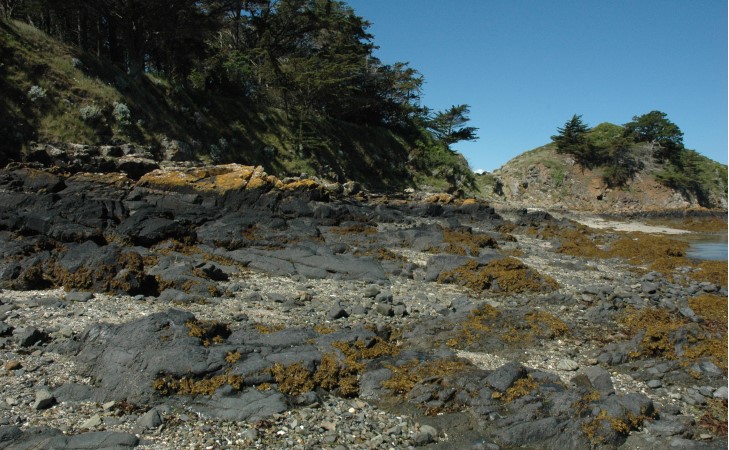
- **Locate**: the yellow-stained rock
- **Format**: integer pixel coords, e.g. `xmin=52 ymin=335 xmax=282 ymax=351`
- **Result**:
xmin=426 ymin=193 xmax=454 ymax=204
xmin=67 ymin=171 xmax=132 ymax=187
xmin=136 ymin=164 xmax=321 ymax=195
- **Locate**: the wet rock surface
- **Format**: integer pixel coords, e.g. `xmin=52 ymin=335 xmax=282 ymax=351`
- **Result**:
xmin=0 ymin=164 xmax=726 ymax=449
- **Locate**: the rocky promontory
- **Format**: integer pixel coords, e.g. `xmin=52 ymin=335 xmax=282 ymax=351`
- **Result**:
xmin=0 ymin=160 xmax=726 ymax=449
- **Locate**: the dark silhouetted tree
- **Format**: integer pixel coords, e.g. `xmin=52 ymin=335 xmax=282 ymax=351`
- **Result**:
xmin=427 ymin=104 xmax=479 ymax=148
xmin=551 ymin=114 xmax=603 ymax=167
xmin=623 ymin=110 xmax=683 ymax=162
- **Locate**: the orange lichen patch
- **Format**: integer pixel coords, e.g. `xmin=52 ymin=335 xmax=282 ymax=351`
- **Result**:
xmin=281 ymin=179 xmax=321 ymax=191
xmin=437 ymin=257 xmax=559 ymax=294
xmin=138 ymin=164 xmax=284 ymax=194
xmin=425 ymin=193 xmax=455 ymax=204
xmin=205 ymin=166 xmax=255 ymax=191
xmin=138 ymin=168 xmax=208 ymax=189
xmin=246 ymin=166 xmax=279 ymax=190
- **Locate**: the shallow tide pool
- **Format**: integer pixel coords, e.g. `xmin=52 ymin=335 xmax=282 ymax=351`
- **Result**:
xmin=684 ymin=234 xmax=728 ymax=261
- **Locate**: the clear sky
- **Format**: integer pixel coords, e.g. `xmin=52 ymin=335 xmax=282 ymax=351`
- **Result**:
xmin=347 ymin=0 xmax=728 ymax=172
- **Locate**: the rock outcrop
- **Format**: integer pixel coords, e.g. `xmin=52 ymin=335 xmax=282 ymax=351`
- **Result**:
xmin=0 ymin=163 xmax=726 ymax=449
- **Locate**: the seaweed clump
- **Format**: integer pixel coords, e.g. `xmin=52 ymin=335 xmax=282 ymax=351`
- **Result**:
xmin=621 ymin=308 xmax=687 ymax=360
xmin=528 ymin=223 xmax=605 ymax=258
xmin=621 ymin=299 xmax=727 ymax=371
xmin=581 ymin=409 xmax=653 ymax=445
xmin=437 ymin=257 xmax=558 ymax=294
xmin=441 ymin=228 xmax=499 ymax=256
xmin=153 ymin=374 xmax=243 ymax=396
xmin=185 ymin=319 xmax=231 ymax=346
xmin=381 ymin=358 xmax=471 ymax=396
xmin=446 ymin=304 xmax=570 ymax=349
xmin=492 ymin=376 xmax=539 ymax=402
xmin=270 ymin=337 xmax=400 ymax=398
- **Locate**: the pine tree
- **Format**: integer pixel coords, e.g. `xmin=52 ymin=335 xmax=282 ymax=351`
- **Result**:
xmin=551 ymin=114 xmax=600 ymax=166
xmin=623 ymin=111 xmax=684 ymax=162
xmin=427 ymin=104 xmax=479 ymax=148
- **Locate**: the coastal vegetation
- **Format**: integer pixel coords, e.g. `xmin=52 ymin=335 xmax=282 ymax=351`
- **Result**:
xmin=0 ymin=0 xmax=475 ymax=190
xmin=550 ymin=112 xmax=727 ymax=206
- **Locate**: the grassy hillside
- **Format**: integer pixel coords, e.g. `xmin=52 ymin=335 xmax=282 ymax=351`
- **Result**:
xmin=0 ymin=19 xmax=472 ymax=191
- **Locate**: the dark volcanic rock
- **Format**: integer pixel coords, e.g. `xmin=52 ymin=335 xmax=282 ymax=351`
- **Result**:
xmin=52 ymin=309 xmax=211 ymax=404
xmin=224 ymin=244 xmax=387 ymax=282
xmin=191 ymin=389 xmax=287 ymax=422
xmin=113 ymin=211 xmax=194 ymax=247
xmin=52 ymin=242 xmax=154 ymax=295
xmin=0 ymin=426 xmax=138 ymax=449
xmin=485 ymin=362 xmax=528 ymax=392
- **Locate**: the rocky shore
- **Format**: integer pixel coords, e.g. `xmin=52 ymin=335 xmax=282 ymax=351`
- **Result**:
xmin=0 ymin=159 xmax=726 ymax=449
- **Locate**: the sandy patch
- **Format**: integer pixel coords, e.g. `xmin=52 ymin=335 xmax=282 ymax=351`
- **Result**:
xmin=571 ymin=216 xmax=691 ymax=234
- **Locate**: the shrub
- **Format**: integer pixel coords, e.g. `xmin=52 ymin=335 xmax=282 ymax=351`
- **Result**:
xmin=79 ymin=104 xmax=102 ymax=122
xmin=112 ymin=102 xmax=132 ymax=126
xmin=27 ymin=85 xmax=46 ymax=102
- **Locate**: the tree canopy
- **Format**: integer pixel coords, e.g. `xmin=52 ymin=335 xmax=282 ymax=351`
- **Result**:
xmin=3 ymin=0 xmax=439 ymax=131
xmin=549 ymin=111 xmax=714 ymax=198
xmin=623 ymin=110 xmax=684 ymax=161
xmin=427 ymin=104 xmax=479 ymax=149
xmin=550 ymin=114 xmax=600 ymax=166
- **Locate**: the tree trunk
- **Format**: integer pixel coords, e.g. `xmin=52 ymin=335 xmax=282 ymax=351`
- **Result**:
xmin=108 ymin=16 xmax=123 ymax=67
xmin=125 ymin=17 xmax=146 ymax=78
xmin=78 ymin=7 xmax=88 ymax=50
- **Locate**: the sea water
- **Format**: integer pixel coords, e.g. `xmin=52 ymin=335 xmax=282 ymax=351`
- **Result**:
xmin=684 ymin=234 xmax=728 ymax=261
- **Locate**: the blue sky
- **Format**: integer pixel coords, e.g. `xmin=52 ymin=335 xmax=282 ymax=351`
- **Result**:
xmin=347 ymin=0 xmax=728 ymax=172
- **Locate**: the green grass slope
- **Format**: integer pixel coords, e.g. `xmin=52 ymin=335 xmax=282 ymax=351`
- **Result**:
xmin=0 ymin=19 xmax=472 ymax=191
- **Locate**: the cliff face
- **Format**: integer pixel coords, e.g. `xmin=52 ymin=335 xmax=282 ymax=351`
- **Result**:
xmin=0 ymin=20 xmax=470 ymax=192
xmin=483 ymin=144 xmax=727 ymax=212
